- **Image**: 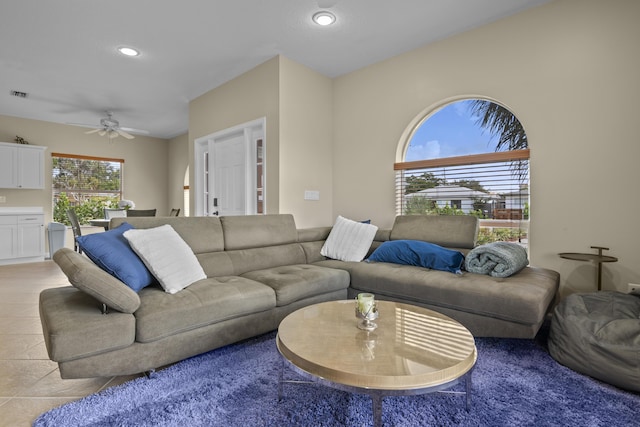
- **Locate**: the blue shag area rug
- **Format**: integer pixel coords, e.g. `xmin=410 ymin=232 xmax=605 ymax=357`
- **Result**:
xmin=34 ymin=331 xmax=639 ymax=427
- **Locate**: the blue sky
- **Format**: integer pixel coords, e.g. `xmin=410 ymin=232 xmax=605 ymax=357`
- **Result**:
xmin=406 ymin=100 xmax=499 ymax=161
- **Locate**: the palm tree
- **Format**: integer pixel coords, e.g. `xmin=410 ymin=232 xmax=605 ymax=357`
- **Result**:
xmin=468 ymin=100 xmax=528 ymax=151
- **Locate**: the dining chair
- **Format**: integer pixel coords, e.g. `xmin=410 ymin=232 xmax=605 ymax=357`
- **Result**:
xmin=126 ymin=209 xmax=157 ymax=217
xmin=66 ymin=208 xmax=82 ymax=254
xmin=169 ymin=208 xmax=180 ymax=217
xmin=104 ymin=208 xmax=127 ymax=220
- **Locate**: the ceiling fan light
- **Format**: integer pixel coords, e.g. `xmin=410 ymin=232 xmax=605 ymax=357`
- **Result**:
xmin=312 ymin=11 xmax=336 ymax=26
xmin=109 ymin=130 xmax=119 ymax=138
xmin=98 ymin=130 xmax=106 ymax=137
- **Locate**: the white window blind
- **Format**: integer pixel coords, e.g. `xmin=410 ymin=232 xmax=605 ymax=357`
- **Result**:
xmin=395 ymin=149 xmax=530 ymax=246
xmin=52 ymin=153 xmax=123 ymax=200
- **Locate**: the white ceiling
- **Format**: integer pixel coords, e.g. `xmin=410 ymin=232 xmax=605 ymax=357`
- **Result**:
xmin=0 ymin=0 xmax=551 ymax=139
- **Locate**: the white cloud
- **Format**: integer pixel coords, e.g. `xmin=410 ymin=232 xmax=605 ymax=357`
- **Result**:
xmin=425 ymin=140 xmax=441 ymax=158
xmin=453 ymin=101 xmax=468 ymax=117
xmin=407 ymin=139 xmax=440 ymax=161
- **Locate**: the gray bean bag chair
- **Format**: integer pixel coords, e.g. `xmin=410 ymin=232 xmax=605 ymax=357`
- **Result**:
xmin=548 ymin=291 xmax=640 ymax=392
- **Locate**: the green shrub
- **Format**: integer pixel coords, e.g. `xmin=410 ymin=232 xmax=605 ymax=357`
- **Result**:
xmin=53 ymin=193 xmax=119 ymax=225
xmin=405 ymin=200 xmax=488 ymax=218
xmin=477 ymin=227 xmax=527 ymax=245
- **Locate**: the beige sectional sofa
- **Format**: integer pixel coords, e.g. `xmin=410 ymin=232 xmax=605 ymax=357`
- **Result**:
xmin=39 ymin=214 xmax=559 ymax=379
xmin=312 ymin=215 xmax=559 ymax=339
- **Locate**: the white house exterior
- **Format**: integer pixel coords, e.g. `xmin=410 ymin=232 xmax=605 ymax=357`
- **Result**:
xmin=405 ymin=184 xmax=498 ymax=214
xmin=501 ymin=187 xmax=529 ymax=210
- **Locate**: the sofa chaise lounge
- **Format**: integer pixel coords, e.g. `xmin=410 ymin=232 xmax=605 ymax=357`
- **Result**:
xmin=39 ymin=214 xmax=559 ymax=379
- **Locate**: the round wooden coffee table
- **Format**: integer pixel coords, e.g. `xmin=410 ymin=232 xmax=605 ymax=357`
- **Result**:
xmin=276 ymin=300 xmax=477 ymax=426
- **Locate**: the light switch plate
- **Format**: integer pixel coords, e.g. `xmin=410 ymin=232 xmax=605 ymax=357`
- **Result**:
xmin=304 ymin=190 xmax=320 ymax=201
xmin=0 ymin=196 xmax=6 ymax=203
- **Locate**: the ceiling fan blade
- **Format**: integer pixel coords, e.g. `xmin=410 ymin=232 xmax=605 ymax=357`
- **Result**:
xmin=119 ymin=126 xmax=149 ymax=135
xmin=70 ymin=113 xmax=147 ymax=140
xmin=69 ymin=122 xmax=101 ymax=129
xmin=117 ymin=129 xmax=135 ymax=139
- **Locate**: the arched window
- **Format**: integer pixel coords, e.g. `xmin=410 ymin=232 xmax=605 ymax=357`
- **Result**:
xmin=396 ymin=99 xmax=530 ymax=247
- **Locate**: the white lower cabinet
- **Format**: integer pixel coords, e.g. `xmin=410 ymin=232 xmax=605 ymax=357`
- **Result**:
xmin=18 ymin=216 xmax=45 ymax=257
xmin=0 ymin=208 xmax=45 ymax=265
xmin=0 ymin=223 xmax=16 ymax=259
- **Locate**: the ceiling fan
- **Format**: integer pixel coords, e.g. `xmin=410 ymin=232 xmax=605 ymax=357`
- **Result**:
xmin=69 ymin=111 xmax=149 ymax=140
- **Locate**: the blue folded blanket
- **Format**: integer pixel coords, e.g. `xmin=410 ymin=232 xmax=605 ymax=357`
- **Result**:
xmin=367 ymin=240 xmax=464 ymax=274
xmin=464 ymin=241 xmax=529 ymax=278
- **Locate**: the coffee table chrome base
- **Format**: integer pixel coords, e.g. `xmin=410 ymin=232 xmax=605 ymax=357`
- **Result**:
xmin=278 ymin=358 xmax=473 ymax=427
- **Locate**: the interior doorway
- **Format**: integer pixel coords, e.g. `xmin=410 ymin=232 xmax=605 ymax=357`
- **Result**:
xmin=183 ymin=167 xmax=190 ymax=217
xmin=213 ymin=134 xmax=246 ymax=216
xmin=193 ymin=118 xmax=266 ymax=217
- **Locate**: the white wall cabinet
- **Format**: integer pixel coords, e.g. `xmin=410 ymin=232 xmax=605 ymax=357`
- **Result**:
xmin=0 ymin=208 xmax=45 ymax=265
xmin=0 ymin=142 xmax=47 ymax=189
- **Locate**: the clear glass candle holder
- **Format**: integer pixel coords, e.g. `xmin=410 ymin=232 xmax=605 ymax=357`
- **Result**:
xmin=355 ymin=293 xmax=379 ymax=331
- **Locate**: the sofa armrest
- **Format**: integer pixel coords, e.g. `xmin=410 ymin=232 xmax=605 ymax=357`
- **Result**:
xmin=39 ymin=287 xmax=136 ymax=362
xmin=53 ymin=248 xmax=141 ymax=313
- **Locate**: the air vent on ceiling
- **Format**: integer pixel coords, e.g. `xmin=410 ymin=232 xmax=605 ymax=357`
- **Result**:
xmin=10 ymin=90 xmax=28 ymax=98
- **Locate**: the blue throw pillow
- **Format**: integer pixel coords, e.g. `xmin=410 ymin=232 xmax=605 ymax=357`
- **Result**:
xmin=76 ymin=222 xmax=155 ymax=292
xmin=366 ymin=240 xmax=464 ymax=274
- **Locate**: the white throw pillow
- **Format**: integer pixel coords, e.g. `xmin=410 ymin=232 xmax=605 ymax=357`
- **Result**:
xmin=123 ymin=225 xmax=206 ymax=294
xmin=321 ymin=216 xmax=378 ymax=262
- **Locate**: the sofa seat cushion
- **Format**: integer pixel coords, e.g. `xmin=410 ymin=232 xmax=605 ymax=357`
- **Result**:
xmin=197 ymin=243 xmax=308 ymax=278
xmin=134 ymin=277 xmax=276 ymax=343
xmin=39 ymin=287 xmax=136 ymax=362
xmin=241 ymin=264 xmax=350 ymax=306
xmin=315 ymin=260 xmax=558 ymax=326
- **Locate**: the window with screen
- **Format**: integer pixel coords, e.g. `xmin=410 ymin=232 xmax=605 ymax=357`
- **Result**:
xmin=52 ymin=153 xmax=124 ymax=225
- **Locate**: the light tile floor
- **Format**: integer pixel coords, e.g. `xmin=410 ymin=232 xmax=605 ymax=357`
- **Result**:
xmin=0 ymin=261 xmax=139 ymax=427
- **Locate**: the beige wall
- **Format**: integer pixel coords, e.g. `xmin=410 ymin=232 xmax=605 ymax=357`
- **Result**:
xmin=332 ymin=0 xmax=640 ymax=294
xmin=188 ymin=56 xmax=334 ymax=228
xmin=167 ymin=133 xmax=189 ymax=216
xmin=0 ymin=115 xmax=169 ymax=250
xmin=189 ymin=57 xmax=280 ymax=214
xmin=279 ymin=57 xmax=334 ymax=228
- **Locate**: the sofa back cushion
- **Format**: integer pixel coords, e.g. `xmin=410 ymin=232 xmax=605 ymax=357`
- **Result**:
xmin=114 ymin=214 xmax=306 ymax=277
xmin=111 ymin=216 xmax=224 ymax=255
xmin=389 ymin=215 xmax=478 ymax=249
xmin=221 ymin=214 xmax=298 ymax=250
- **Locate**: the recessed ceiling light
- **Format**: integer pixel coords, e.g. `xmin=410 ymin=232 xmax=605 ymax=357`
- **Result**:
xmin=312 ymin=11 xmax=336 ymax=26
xmin=117 ymin=46 xmax=140 ymax=57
